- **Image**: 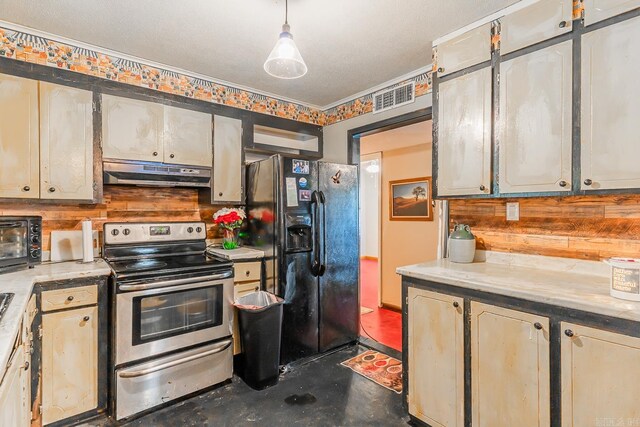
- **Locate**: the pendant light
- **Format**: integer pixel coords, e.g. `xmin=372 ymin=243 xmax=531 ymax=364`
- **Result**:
xmin=264 ymin=0 xmax=308 ymax=79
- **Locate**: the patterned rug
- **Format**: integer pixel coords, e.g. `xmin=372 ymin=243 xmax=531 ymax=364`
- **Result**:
xmin=340 ymin=350 xmax=402 ymax=394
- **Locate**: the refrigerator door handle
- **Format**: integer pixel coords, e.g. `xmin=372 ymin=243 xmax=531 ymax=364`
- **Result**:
xmin=318 ymin=191 xmax=327 ymax=277
xmin=310 ymin=190 xmax=322 ymax=277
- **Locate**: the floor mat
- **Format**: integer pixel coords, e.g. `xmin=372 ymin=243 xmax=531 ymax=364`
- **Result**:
xmin=340 ymin=350 xmax=402 ymax=394
xmin=360 ymin=306 xmax=374 ymax=314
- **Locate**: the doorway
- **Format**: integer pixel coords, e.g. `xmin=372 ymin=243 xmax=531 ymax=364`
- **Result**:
xmin=352 ymin=109 xmax=439 ymax=352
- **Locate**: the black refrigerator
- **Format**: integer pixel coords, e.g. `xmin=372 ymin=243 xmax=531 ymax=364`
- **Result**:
xmin=246 ymin=155 xmax=359 ymax=364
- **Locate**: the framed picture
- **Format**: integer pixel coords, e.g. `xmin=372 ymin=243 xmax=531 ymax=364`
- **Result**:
xmin=389 ymin=177 xmax=433 ymax=221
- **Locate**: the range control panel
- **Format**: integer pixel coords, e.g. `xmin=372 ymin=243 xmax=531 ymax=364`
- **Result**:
xmin=104 ymin=222 xmax=207 ymax=245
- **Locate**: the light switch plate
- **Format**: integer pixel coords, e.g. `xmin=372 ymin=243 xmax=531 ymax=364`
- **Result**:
xmin=506 ymin=202 xmax=520 ymax=221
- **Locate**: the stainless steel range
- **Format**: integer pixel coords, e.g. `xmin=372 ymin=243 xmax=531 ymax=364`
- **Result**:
xmin=103 ymin=221 xmax=234 ymax=421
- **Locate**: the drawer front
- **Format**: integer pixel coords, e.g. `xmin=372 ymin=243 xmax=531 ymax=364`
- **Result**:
xmin=233 ymin=262 xmax=262 ymax=283
xmin=234 ymin=281 xmax=261 ymax=300
xmin=41 ymin=285 xmax=98 ymax=312
xmin=116 ymin=339 xmax=232 ymax=420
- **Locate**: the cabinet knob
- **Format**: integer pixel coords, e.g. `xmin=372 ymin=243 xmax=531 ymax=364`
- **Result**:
xmin=83 ymin=316 xmax=90 ymax=322
xmin=583 ymin=178 xmax=592 ymax=186
xmin=558 ymin=180 xmax=567 ymax=188
xmin=564 ymin=329 xmax=574 ymax=337
xmin=534 ymin=322 xmax=543 ymax=330
xmin=453 ymin=301 xmax=459 ymax=308
xmin=152 ymin=151 xmax=158 ymax=156
xmin=245 ymin=271 xmax=251 ymax=276
xmin=437 ymin=67 xmax=445 ymax=73
xmin=22 ymin=186 xmax=30 ymax=192
xmin=48 ymin=187 xmax=56 ymax=193
xmin=479 ymin=185 xmax=486 ymax=191
xmin=559 ymin=20 xmax=568 ymax=28
xmin=67 ymin=295 xmax=74 ymax=301
xmin=170 ymin=154 xmax=175 ymax=159
xmin=23 ymin=361 xmax=29 ymax=371
xmin=218 ymin=192 xmax=223 ymax=197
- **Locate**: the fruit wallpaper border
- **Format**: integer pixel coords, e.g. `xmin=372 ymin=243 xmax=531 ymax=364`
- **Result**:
xmin=0 ymin=25 xmax=432 ymax=126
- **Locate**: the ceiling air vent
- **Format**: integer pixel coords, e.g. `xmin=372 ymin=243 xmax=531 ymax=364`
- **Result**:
xmin=372 ymin=82 xmax=415 ymax=114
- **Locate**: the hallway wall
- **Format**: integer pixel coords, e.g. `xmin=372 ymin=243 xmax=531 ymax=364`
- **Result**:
xmin=361 ymin=121 xmax=437 ymax=309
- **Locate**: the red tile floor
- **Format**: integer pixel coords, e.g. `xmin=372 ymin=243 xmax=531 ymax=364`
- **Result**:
xmin=360 ymin=259 xmax=402 ymax=351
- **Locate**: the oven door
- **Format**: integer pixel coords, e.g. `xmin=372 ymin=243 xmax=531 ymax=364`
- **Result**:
xmin=0 ymin=220 xmax=28 ymax=270
xmin=116 ymin=274 xmax=233 ymax=365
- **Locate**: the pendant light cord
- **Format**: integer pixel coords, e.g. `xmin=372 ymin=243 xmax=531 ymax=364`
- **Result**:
xmin=285 ymin=0 xmax=288 ymax=25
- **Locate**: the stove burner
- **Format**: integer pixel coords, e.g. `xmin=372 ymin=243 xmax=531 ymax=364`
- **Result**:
xmin=124 ymin=259 xmax=168 ymax=272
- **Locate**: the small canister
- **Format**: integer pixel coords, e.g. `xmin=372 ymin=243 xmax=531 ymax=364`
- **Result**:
xmin=448 ymin=224 xmax=476 ymax=263
xmin=607 ymin=258 xmax=640 ymax=301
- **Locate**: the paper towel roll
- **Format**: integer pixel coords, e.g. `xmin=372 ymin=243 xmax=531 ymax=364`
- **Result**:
xmin=82 ymin=219 xmax=94 ymax=263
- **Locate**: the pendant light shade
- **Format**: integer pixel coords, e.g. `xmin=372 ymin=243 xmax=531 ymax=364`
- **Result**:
xmin=264 ymin=1 xmax=307 ymax=79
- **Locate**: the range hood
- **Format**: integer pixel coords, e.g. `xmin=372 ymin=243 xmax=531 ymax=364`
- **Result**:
xmin=103 ymin=161 xmax=211 ymax=188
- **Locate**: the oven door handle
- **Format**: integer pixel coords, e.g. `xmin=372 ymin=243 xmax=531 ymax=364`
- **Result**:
xmin=0 ymin=222 xmax=24 ymax=228
xmin=118 ymin=271 xmax=233 ymax=291
xmin=117 ymin=339 xmax=232 ymax=378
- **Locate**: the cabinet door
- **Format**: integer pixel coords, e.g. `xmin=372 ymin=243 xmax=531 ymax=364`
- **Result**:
xmin=42 ymin=306 xmax=98 ymax=425
xmin=40 ymin=82 xmax=94 ymax=200
xmin=0 ymin=74 xmax=39 ymax=199
xmin=499 ymin=41 xmax=572 ymax=193
xmin=437 ymin=67 xmax=492 ymax=196
xmin=407 ymin=288 xmax=464 ymax=427
xmin=500 ymin=0 xmax=573 ymax=54
xmin=102 ymin=94 xmax=163 ymax=162
xmin=470 ymin=302 xmax=550 ymax=427
xmin=581 ymin=16 xmax=640 ymax=190
xmin=435 ymin=23 xmax=491 ymax=76
xmin=213 ymin=115 xmax=243 ymax=203
xmin=584 ymin=0 xmax=640 ymax=26
xmin=0 ymin=344 xmax=28 ymax=427
xmin=561 ymin=322 xmax=640 ymax=426
xmin=164 ymin=105 xmax=212 ymax=167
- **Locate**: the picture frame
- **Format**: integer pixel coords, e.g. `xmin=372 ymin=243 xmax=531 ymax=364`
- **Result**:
xmin=389 ymin=177 xmax=433 ymax=221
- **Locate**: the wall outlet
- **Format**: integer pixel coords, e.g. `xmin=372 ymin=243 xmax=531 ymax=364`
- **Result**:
xmin=506 ymin=202 xmax=520 ymax=221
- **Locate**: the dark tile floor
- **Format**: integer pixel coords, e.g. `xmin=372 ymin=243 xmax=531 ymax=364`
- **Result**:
xmin=84 ymin=345 xmax=409 ymax=427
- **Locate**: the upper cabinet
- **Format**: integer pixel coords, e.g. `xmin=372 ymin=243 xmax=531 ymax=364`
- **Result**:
xmin=102 ymin=94 xmax=164 ymax=163
xmin=102 ymin=94 xmax=213 ymax=168
xmin=212 ymin=115 xmax=243 ymax=203
xmin=584 ymin=0 xmax=640 ymax=26
xmin=498 ymin=41 xmax=573 ymax=193
xmin=581 ymin=15 xmax=640 ymax=191
xmin=39 ymin=82 xmax=94 ymax=200
xmin=499 ymin=0 xmax=573 ymax=54
xmin=164 ymin=105 xmax=212 ymax=167
xmin=0 ymin=74 xmax=39 ymax=199
xmin=435 ymin=23 xmax=492 ymax=76
xmin=437 ymin=67 xmax=492 ymax=196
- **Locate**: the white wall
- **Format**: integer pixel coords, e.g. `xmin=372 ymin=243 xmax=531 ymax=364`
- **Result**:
xmin=359 ymin=153 xmax=381 ymax=258
xmin=321 ymin=93 xmax=433 ymax=164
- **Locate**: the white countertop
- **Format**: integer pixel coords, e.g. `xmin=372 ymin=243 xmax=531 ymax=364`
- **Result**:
xmin=397 ymin=253 xmax=640 ymax=323
xmin=206 ymin=246 xmax=265 ymax=261
xmin=0 ymin=260 xmax=112 ymax=374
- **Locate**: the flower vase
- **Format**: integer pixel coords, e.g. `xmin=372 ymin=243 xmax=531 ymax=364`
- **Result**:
xmin=222 ymin=228 xmax=239 ymax=250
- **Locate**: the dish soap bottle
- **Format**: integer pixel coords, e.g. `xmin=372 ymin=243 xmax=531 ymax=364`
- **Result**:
xmin=448 ymin=224 xmax=476 ymax=263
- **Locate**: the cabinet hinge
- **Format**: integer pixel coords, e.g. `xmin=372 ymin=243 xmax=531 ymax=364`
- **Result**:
xmin=38 ymin=326 xmax=43 ymax=339
xmin=405 ymin=296 xmax=408 ymax=306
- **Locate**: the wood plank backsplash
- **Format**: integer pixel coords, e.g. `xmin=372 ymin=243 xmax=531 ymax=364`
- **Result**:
xmin=449 ymin=195 xmax=640 ymax=261
xmin=0 ymin=186 xmax=222 ymax=252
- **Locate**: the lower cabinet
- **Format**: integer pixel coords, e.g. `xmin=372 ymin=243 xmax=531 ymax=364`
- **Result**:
xmin=405 ymin=281 xmax=640 ymax=427
xmin=41 ymin=305 xmax=98 ymax=425
xmin=0 ymin=297 xmax=35 ymax=427
xmin=407 ymin=288 xmax=464 ymax=427
xmin=561 ymin=322 xmax=640 ymax=426
xmin=470 ymin=302 xmax=550 ymax=427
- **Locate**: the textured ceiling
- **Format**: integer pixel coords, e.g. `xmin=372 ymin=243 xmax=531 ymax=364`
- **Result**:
xmin=0 ymin=0 xmax=516 ymax=107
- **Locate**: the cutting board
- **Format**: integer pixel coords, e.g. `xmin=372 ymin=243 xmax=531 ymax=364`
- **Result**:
xmin=50 ymin=230 xmax=100 ymax=262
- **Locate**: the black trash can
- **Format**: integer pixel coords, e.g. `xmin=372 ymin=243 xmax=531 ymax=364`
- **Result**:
xmin=235 ymin=291 xmax=284 ymax=390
